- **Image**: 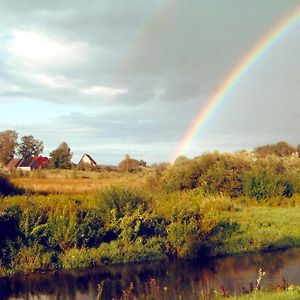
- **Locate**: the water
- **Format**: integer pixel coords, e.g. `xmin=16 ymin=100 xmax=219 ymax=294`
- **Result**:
xmin=1 ymin=248 xmax=300 ymax=300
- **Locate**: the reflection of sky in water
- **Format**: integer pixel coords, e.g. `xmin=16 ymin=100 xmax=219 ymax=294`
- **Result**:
xmin=2 ymin=248 xmax=300 ymax=300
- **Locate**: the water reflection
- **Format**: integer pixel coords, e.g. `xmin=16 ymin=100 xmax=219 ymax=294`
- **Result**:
xmin=1 ymin=248 xmax=300 ymax=300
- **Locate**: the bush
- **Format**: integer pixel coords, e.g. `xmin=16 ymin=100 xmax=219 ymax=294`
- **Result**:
xmin=0 ymin=174 xmax=22 ymax=196
xmin=241 ymin=169 xmax=295 ymax=199
xmin=60 ymin=247 xmax=100 ymax=269
xmin=0 ymin=206 xmax=22 ymax=267
xmin=166 ymin=210 xmax=202 ymax=258
xmin=98 ymin=187 xmax=149 ymax=219
xmin=163 ymin=152 xmax=249 ymax=196
xmin=74 ymin=209 xmax=106 ymax=247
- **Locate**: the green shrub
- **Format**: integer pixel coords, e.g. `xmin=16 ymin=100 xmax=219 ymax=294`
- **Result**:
xmin=74 ymin=209 xmax=106 ymax=247
xmin=163 ymin=152 xmax=249 ymax=195
xmin=60 ymin=247 xmax=100 ymax=269
xmin=166 ymin=209 xmax=202 ymax=258
xmin=241 ymin=169 xmax=294 ymax=199
xmin=0 ymin=174 xmax=22 ymax=196
xmin=0 ymin=206 xmax=22 ymax=267
xmin=15 ymin=246 xmax=58 ymax=273
xmin=98 ymin=187 xmax=149 ymax=219
xmin=97 ymin=239 xmax=165 ymax=264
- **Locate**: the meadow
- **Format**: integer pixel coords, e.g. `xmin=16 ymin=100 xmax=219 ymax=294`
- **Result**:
xmin=0 ymin=146 xmax=299 ymax=300
xmin=9 ymin=169 xmax=148 ymax=194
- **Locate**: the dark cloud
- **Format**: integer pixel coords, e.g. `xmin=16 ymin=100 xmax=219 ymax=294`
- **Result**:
xmin=0 ymin=0 xmax=299 ymax=163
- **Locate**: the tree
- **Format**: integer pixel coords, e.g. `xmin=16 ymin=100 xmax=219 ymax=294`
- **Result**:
xmin=118 ymin=154 xmax=146 ymax=172
xmin=18 ymin=135 xmax=44 ymax=160
xmin=0 ymin=130 xmax=18 ymax=164
xmin=49 ymin=142 xmax=73 ymax=169
xmin=254 ymin=141 xmax=296 ymax=157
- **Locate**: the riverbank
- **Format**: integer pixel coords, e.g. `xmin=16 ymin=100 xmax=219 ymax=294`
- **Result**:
xmin=1 ymin=247 xmax=300 ymax=299
xmin=1 ymin=189 xmax=300 ymax=277
xmin=227 ymin=288 xmax=300 ymax=300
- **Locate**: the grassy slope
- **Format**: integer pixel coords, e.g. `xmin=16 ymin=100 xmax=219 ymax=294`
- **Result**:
xmin=227 ymin=288 xmax=300 ymax=300
xmin=208 ymin=206 xmax=300 ymax=256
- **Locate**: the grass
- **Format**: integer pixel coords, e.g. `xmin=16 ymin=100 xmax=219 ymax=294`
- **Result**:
xmin=206 ymin=206 xmax=300 ymax=256
xmin=0 ymin=191 xmax=299 ymax=277
xmin=0 ymin=165 xmax=300 ymax=278
xmin=225 ymin=287 xmax=300 ymax=300
xmin=94 ymin=276 xmax=300 ymax=300
xmin=10 ymin=170 xmax=149 ymax=194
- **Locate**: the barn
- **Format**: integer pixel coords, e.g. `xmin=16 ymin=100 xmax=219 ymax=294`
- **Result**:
xmin=78 ymin=154 xmax=97 ymax=167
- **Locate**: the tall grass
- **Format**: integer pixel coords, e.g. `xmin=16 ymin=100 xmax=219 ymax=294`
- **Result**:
xmin=0 ymin=149 xmax=299 ymax=276
xmin=0 ymin=187 xmax=300 ymax=276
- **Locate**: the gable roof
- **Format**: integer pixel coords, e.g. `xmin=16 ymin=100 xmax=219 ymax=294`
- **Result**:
xmin=34 ymin=156 xmax=49 ymax=167
xmin=79 ymin=153 xmax=97 ymax=166
xmin=6 ymin=159 xmax=22 ymax=168
xmin=17 ymin=158 xmax=37 ymax=168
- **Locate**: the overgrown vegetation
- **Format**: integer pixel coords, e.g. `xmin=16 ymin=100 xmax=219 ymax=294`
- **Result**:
xmin=94 ymin=277 xmax=300 ymax=300
xmin=0 ymin=188 xmax=300 ymax=276
xmin=0 ymin=142 xmax=299 ymax=277
xmin=0 ymin=174 xmax=22 ymax=196
xmin=163 ymin=150 xmax=299 ymax=199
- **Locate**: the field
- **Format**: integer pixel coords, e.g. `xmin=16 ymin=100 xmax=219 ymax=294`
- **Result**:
xmin=10 ymin=169 xmax=148 ymax=194
xmin=0 ymin=149 xmax=299 ymax=300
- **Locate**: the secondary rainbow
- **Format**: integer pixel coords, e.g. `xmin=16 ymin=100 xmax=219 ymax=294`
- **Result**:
xmin=172 ymin=5 xmax=300 ymax=161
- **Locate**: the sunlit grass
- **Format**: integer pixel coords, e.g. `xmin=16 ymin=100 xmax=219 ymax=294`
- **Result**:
xmin=10 ymin=170 xmax=148 ymax=194
xmin=225 ymin=287 xmax=300 ymax=300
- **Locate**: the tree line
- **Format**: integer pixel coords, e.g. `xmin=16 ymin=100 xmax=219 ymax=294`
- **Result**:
xmin=162 ymin=141 xmax=299 ymax=199
xmin=0 ymin=130 xmax=72 ymax=169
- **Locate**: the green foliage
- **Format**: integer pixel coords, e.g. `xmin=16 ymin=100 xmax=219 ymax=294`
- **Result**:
xmin=18 ymin=135 xmax=44 ymax=160
xmin=163 ymin=150 xmax=299 ymax=199
xmin=74 ymin=209 xmax=106 ymax=247
xmin=241 ymin=169 xmax=296 ymax=199
xmin=0 ymin=130 xmax=18 ymax=164
xmin=60 ymin=247 xmax=100 ymax=269
xmin=98 ymin=187 xmax=149 ymax=219
xmin=0 ymin=174 xmax=22 ymax=196
xmin=0 ymin=206 xmax=22 ymax=268
xmin=96 ymin=239 xmax=165 ymax=264
xmin=225 ymin=285 xmax=300 ymax=300
xmin=166 ymin=210 xmax=201 ymax=257
xmin=255 ymin=141 xmax=296 ymax=157
xmin=0 ymin=181 xmax=299 ymax=276
xmin=49 ymin=142 xmax=73 ymax=169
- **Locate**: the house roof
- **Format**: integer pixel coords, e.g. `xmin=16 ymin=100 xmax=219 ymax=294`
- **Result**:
xmin=79 ymin=153 xmax=97 ymax=165
xmin=17 ymin=159 xmax=35 ymax=167
xmin=6 ymin=159 xmax=22 ymax=168
xmin=34 ymin=156 xmax=49 ymax=166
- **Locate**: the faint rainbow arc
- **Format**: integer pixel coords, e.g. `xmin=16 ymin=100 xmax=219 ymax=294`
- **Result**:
xmin=172 ymin=5 xmax=300 ymax=162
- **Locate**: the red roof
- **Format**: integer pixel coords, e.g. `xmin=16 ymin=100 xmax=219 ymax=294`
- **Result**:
xmin=34 ymin=156 xmax=49 ymax=167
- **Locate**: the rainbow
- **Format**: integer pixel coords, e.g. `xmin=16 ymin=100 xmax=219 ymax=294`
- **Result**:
xmin=172 ymin=5 xmax=300 ymax=161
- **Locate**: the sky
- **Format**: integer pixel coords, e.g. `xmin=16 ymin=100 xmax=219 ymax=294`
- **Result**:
xmin=0 ymin=0 xmax=299 ymax=164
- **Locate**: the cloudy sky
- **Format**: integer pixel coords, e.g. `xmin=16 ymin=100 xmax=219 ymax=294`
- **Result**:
xmin=0 ymin=0 xmax=299 ymax=164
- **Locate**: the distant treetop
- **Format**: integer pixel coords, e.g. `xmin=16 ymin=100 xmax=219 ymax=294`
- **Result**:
xmin=254 ymin=141 xmax=297 ymax=157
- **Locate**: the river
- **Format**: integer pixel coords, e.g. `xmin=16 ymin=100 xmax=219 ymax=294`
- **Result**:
xmin=1 ymin=248 xmax=300 ymax=299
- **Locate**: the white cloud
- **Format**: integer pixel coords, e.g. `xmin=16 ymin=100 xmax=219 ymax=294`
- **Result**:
xmin=36 ymin=74 xmax=72 ymax=89
xmin=81 ymin=86 xmax=128 ymax=98
xmin=2 ymin=30 xmax=88 ymax=67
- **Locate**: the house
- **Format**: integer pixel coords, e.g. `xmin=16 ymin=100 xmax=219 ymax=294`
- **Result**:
xmin=6 ymin=156 xmax=49 ymax=171
xmin=78 ymin=154 xmax=97 ymax=167
xmin=34 ymin=156 xmax=49 ymax=168
xmin=6 ymin=159 xmax=22 ymax=169
xmin=17 ymin=159 xmax=39 ymax=171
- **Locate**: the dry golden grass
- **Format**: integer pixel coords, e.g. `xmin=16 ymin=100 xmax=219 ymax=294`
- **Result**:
xmin=11 ymin=170 xmax=147 ymax=194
